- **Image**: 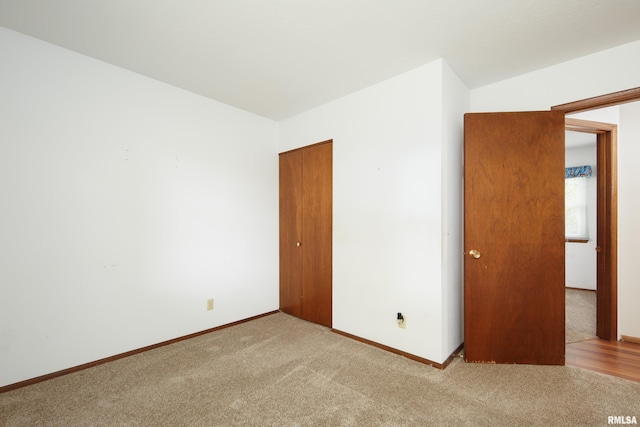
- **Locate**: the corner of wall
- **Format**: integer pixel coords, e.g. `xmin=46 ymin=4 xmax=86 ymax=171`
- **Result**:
xmin=440 ymin=60 xmax=470 ymax=361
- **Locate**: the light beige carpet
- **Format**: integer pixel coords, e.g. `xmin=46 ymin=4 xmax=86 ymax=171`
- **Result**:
xmin=566 ymin=288 xmax=597 ymax=344
xmin=1 ymin=312 xmax=638 ymax=426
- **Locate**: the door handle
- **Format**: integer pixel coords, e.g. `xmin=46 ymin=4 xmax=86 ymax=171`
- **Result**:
xmin=468 ymin=249 xmax=481 ymax=259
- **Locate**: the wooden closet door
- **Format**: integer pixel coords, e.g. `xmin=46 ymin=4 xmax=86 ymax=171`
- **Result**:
xmin=279 ymin=149 xmax=303 ymax=318
xmin=301 ymin=142 xmax=332 ymax=327
xmin=278 ymin=141 xmax=332 ymax=328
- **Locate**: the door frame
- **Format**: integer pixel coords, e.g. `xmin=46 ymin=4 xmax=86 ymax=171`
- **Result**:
xmin=552 ymin=86 xmax=640 ymax=341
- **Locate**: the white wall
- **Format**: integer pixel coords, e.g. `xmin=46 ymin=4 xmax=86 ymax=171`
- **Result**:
xmin=441 ymin=62 xmax=469 ymax=359
xmin=0 ymin=27 xmax=279 ymax=387
xmin=470 ymin=41 xmax=640 ymax=340
xmin=618 ymin=101 xmax=640 ymax=339
xmin=279 ymin=59 xmax=468 ymax=364
xmin=565 ymin=142 xmax=597 ymax=290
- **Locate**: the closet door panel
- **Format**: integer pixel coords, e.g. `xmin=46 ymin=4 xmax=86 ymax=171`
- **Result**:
xmin=301 ymin=143 xmax=332 ymax=327
xmin=279 ymin=150 xmax=303 ymax=318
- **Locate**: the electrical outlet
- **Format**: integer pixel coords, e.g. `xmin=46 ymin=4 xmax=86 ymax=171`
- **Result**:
xmin=207 ymin=298 xmax=214 ymax=311
xmin=397 ymin=312 xmax=406 ymax=329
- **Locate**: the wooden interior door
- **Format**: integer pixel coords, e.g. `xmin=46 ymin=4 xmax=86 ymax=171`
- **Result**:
xmin=279 ymin=141 xmax=332 ymax=327
xmin=464 ymin=111 xmax=565 ymax=365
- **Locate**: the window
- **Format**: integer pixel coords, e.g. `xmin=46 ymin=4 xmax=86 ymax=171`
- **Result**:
xmin=565 ymin=170 xmax=589 ymax=241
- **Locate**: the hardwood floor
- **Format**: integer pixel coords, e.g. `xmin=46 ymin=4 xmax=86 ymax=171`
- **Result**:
xmin=566 ymin=339 xmax=640 ymax=382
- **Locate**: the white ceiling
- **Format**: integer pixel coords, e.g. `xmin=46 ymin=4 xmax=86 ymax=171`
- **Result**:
xmin=1 ymin=0 xmax=640 ymax=120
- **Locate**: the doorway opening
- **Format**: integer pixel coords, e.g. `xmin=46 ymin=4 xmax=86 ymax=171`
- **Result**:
xmin=564 ymin=128 xmax=597 ymax=343
xmin=564 ymin=118 xmax=616 ymax=341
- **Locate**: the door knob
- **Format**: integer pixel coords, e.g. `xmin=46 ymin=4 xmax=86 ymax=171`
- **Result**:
xmin=468 ymin=249 xmax=481 ymax=259
xmin=296 ymin=242 xmax=301 ymax=247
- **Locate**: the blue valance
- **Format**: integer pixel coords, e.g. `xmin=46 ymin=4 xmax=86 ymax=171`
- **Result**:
xmin=565 ymin=165 xmax=592 ymax=178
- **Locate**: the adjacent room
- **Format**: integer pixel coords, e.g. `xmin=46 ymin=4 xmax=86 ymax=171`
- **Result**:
xmin=564 ymin=128 xmax=597 ymax=344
